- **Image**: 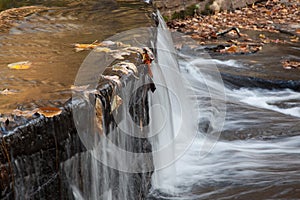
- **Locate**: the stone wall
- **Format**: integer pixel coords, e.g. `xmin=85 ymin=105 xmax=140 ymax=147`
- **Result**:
xmin=0 ymin=53 xmax=154 ymax=200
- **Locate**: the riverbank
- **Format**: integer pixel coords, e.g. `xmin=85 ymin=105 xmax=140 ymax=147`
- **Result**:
xmin=167 ymin=0 xmax=300 ymax=70
xmin=168 ymin=0 xmax=299 ymax=41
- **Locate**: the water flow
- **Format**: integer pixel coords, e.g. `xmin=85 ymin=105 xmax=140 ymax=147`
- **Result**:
xmin=148 ymin=12 xmax=198 ymax=194
xmin=149 ymin=44 xmax=300 ymax=199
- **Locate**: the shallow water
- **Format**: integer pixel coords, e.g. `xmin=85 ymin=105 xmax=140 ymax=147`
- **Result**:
xmin=0 ymin=0 xmax=152 ymax=114
xmin=148 ymin=39 xmax=300 ymax=199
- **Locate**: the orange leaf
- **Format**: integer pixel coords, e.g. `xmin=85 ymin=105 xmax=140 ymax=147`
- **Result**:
xmin=38 ymin=107 xmax=62 ymax=118
xmin=259 ymin=34 xmax=266 ymax=39
xmin=226 ymin=45 xmax=238 ymax=53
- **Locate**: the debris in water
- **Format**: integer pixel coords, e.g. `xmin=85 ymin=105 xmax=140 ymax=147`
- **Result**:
xmin=290 ymin=36 xmax=299 ymax=43
xmin=102 ymin=75 xmax=121 ymax=87
xmin=74 ymin=40 xmax=100 ymax=52
xmin=111 ymin=95 xmax=123 ymax=113
xmin=282 ymin=60 xmax=300 ymax=69
xmin=259 ymin=34 xmax=266 ymax=39
xmin=0 ymin=89 xmax=17 ymax=95
xmin=125 ymin=46 xmax=143 ymax=54
xmin=116 ymin=41 xmax=131 ymax=48
xmin=37 ymin=107 xmax=62 ymax=118
xmin=74 ymin=40 xmax=131 ymax=52
xmin=71 ymin=85 xmax=90 ymax=92
xmin=142 ymin=47 xmax=154 ymax=78
xmin=119 ymin=62 xmax=138 ymax=76
xmin=12 ymin=109 xmax=39 ymax=117
xmin=7 ymin=61 xmax=31 ymax=70
xmin=111 ymin=50 xmax=130 ymax=60
xmin=218 ymin=44 xmax=262 ymax=54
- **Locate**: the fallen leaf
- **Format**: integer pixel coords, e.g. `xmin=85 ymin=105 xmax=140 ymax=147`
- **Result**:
xmin=0 ymin=89 xmax=17 ymax=95
xmin=290 ymin=36 xmax=299 ymax=43
xmin=259 ymin=34 xmax=266 ymax=39
xmin=12 ymin=108 xmax=39 ymax=117
xmin=226 ymin=45 xmax=239 ymax=53
xmin=111 ymin=95 xmax=123 ymax=113
xmin=112 ymin=66 xmax=129 ymax=75
xmin=282 ymin=60 xmax=300 ymax=69
xmin=119 ymin=62 xmax=138 ymax=75
xmin=8 ymin=61 xmax=31 ymax=70
xmin=37 ymin=107 xmax=62 ymax=118
xmin=116 ymin=42 xmax=131 ymax=48
xmin=102 ymin=75 xmax=121 ymax=87
xmin=111 ymin=51 xmax=131 ymax=60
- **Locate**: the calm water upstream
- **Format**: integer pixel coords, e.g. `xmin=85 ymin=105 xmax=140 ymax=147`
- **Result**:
xmin=0 ymin=0 xmax=152 ymax=114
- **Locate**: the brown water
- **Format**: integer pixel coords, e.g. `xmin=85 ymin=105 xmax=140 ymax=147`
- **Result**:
xmin=0 ymin=0 xmax=152 ymax=114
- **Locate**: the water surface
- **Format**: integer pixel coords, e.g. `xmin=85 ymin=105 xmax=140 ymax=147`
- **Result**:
xmin=0 ymin=0 xmax=152 ymax=113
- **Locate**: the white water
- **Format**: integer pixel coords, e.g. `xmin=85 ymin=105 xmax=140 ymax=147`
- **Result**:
xmin=149 ymin=12 xmax=300 ymax=199
xmin=148 ymin=13 xmax=198 ymax=194
xmin=149 ymin=51 xmax=300 ymax=199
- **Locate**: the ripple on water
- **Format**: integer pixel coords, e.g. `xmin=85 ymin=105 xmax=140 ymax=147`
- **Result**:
xmin=0 ymin=0 xmax=152 ymax=114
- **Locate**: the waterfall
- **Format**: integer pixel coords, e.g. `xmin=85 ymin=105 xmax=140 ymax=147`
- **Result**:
xmin=148 ymin=12 xmax=198 ymax=194
xmin=63 ymin=11 xmax=200 ymax=200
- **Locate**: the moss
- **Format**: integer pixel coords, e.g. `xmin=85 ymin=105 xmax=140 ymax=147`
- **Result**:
xmin=185 ymin=4 xmax=199 ymax=16
xmin=171 ymin=10 xmax=185 ymax=20
xmin=163 ymin=15 xmax=169 ymax=22
xmin=171 ymin=3 xmax=201 ymax=20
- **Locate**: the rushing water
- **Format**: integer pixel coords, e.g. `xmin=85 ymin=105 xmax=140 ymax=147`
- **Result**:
xmin=148 ymin=13 xmax=300 ymax=200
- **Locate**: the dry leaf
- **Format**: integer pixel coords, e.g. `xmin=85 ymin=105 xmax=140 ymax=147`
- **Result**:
xmin=226 ymin=45 xmax=239 ymax=53
xmin=8 ymin=61 xmax=31 ymax=70
xmin=119 ymin=62 xmax=138 ymax=75
xmin=38 ymin=107 xmax=62 ymax=118
xmin=0 ymin=89 xmax=18 ymax=95
xmin=111 ymin=95 xmax=123 ymax=113
xmin=282 ymin=60 xmax=300 ymax=69
xmin=290 ymin=36 xmax=299 ymax=43
xmin=102 ymin=75 xmax=121 ymax=87
xmin=12 ymin=109 xmax=39 ymax=117
xmin=259 ymin=34 xmax=266 ymax=39
xmin=112 ymin=66 xmax=129 ymax=75
xmin=95 ymin=97 xmax=103 ymax=134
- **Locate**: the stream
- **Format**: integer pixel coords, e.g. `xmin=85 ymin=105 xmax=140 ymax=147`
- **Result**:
xmin=1 ymin=0 xmax=300 ymax=199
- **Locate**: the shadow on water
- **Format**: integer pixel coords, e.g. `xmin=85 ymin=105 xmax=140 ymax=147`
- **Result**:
xmin=0 ymin=0 xmax=68 ymax=11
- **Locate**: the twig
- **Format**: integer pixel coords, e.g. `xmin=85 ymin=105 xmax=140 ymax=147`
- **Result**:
xmin=217 ymin=27 xmax=241 ymax=37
